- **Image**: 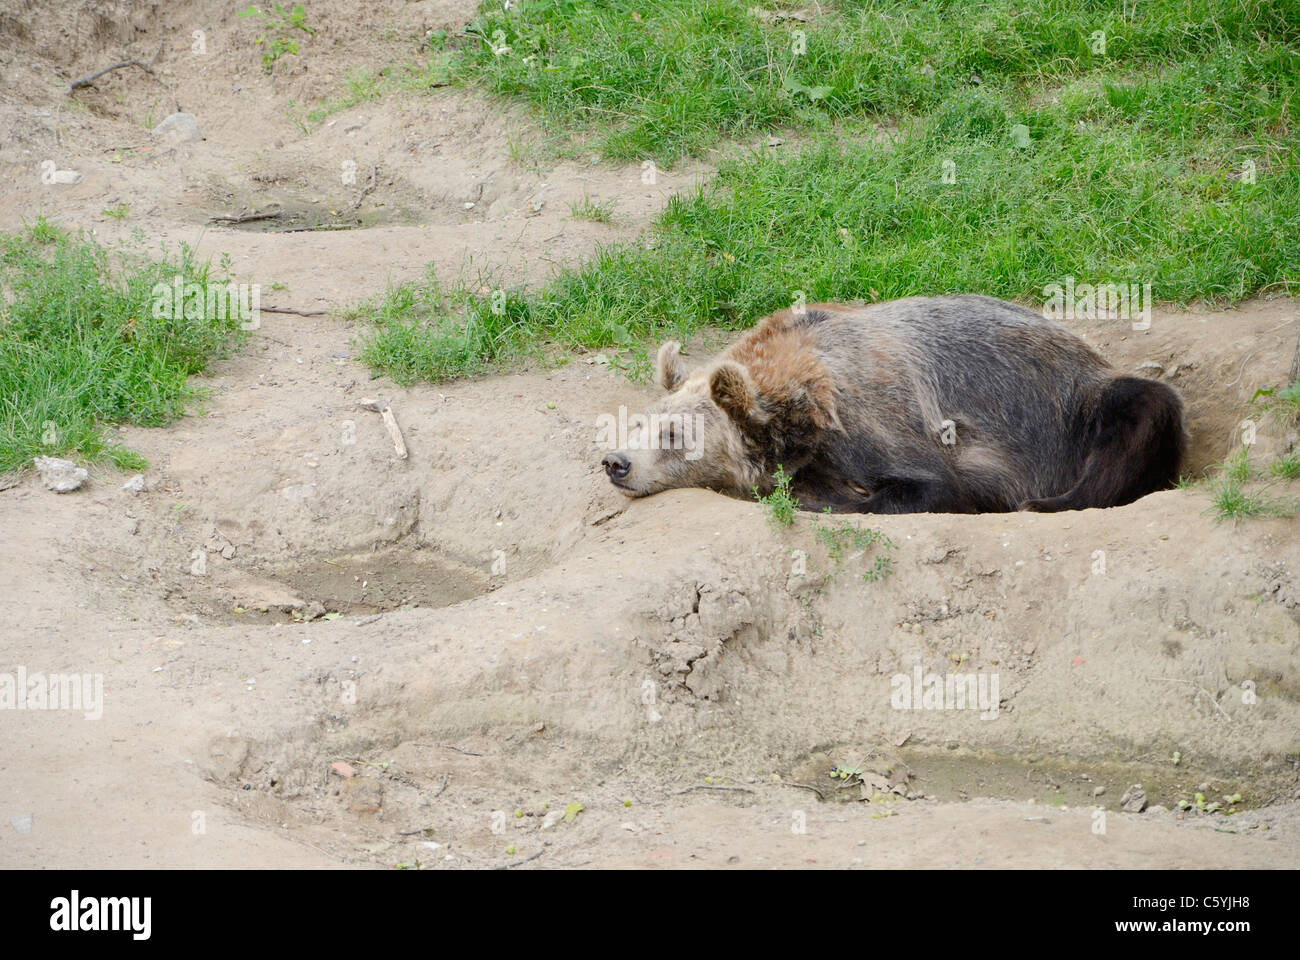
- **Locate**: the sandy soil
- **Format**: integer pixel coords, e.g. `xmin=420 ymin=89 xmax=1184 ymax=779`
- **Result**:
xmin=1 ymin=0 xmax=1297 ymax=869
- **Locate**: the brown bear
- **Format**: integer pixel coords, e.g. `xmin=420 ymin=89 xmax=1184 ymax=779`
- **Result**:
xmin=600 ymin=295 xmax=1186 ymax=514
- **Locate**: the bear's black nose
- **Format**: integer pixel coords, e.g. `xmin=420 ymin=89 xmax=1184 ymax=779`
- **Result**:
xmin=602 ymin=452 xmax=630 ymax=481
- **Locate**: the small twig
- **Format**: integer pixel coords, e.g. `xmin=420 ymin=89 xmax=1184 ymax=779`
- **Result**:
xmin=351 ymin=164 xmax=378 ymax=211
xmin=673 ymin=784 xmax=755 ymax=796
xmin=1147 ymin=676 xmax=1232 ymax=721
xmin=494 ymin=848 xmax=545 ymax=870
xmin=260 ymin=305 xmax=328 ymax=317
xmin=358 ymin=397 xmax=408 ymax=459
xmin=67 ymin=43 xmax=163 ymax=92
xmin=431 ymin=773 xmax=450 ymax=798
xmin=276 ymin=223 xmax=358 ymax=233
xmin=776 ymin=781 xmax=826 ymax=800
xmin=101 ymin=143 xmax=149 ymax=152
xmin=413 ymin=743 xmax=485 ymax=757
xmin=1255 ymin=280 xmax=1300 ymax=295
xmin=209 ymin=210 xmax=282 ymax=225
xmin=1225 ymin=353 xmax=1255 ymax=387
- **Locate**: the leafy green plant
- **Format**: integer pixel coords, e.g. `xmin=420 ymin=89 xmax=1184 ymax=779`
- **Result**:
xmin=814 ymin=513 xmax=896 ymax=582
xmin=239 ymin=3 xmax=314 ymax=73
xmin=754 ymin=464 xmax=798 ymax=526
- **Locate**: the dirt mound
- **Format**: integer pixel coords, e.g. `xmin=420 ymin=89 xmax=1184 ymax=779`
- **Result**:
xmin=2 ymin=298 xmax=1297 ymax=868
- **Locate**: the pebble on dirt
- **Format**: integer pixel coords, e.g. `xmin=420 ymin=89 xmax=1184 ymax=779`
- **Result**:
xmin=1120 ymin=784 xmax=1149 ymax=813
xmin=151 ymin=112 xmax=202 ymax=145
xmin=33 ymin=456 xmax=87 ymax=492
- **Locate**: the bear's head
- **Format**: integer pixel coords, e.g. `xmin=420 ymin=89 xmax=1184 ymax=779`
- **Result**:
xmin=600 ymin=338 xmax=838 ymax=500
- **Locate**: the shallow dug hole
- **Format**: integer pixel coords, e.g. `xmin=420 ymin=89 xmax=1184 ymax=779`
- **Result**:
xmin=207 ymin=199 xmax=413 ymax=233
xmin=897 ymin=749 xmax=1272 ymax=812
xmin=280 ymin=550 xmax=492 ymax=614
xmin=218 ymin=548 xmax=494 ymax=624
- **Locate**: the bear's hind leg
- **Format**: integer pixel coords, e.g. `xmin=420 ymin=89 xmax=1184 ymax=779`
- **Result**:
xmin=1021 ymin=376 xmax=1185 ymax=512
xmin=857 ymin=478 xmax=977 ymax=514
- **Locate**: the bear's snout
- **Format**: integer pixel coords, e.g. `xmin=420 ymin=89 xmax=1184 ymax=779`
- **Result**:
xmin=602 ymin=452 xmax=631 ymax=482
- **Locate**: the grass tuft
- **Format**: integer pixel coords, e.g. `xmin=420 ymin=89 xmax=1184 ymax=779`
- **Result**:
xmin=0 ymin=219 xmax=244 ymax=475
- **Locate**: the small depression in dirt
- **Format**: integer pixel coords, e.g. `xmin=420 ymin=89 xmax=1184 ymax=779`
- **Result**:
xmin=205 ymin=197 xmax=423 ymax=233
xmin=228 ymin=548 xmax=493 ymax=624
xmin=894 ymin=749 xmax=1274 ymax=812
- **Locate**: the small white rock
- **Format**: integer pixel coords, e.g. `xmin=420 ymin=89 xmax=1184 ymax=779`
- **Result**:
xmin=33 ymin=456 xmax=87 ymax=492
xmin=151 ymin=112 xmax=203 ymax=145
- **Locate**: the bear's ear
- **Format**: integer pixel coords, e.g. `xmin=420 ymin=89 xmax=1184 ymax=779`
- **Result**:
xmin=656 ymin=340 xmax=685 ymax=391
xmin=709 ymin=361 xmax=758 ymax=424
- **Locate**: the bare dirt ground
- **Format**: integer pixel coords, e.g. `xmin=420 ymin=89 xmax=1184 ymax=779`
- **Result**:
xmin=1 ymin=0 xmax=1297 ymax=869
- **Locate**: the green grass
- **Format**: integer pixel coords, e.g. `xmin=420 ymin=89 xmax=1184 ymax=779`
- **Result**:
xmin=1271 ymin=451 xmax=1300 ymax=480
xmin=1222 ymin=449 xmax=1257 ymax=484
xmin=456 ymin=0 xmax=1298 ymax=165
xmin=349 ymin=266 xmax=492 ymax=384
xmin=345 ymin=0 xmax=1298 ymax=381
xmin=1207 ymin=477 xmax=1278 ymax=523
xmin=1250 ymin=379 xmax=1300 ymax=482
xmin=814 ymin=515 xmax=896 ymax=582
xmin=1204 ymin=458 xmax=1296 ymax=522
xmin=1255 ymin=379 xmax=1300 ymax=425
xmin=0 ymin=219 xmax=244 ymax=475
xmin=294 ymin=60 xmax=455 ymax=128
xmin=569 ymin=196 xmax=617 ymax=223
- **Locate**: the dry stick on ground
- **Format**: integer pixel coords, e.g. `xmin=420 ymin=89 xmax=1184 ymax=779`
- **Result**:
xmin=494 ymin=849 xmax=545 ymax=870
xmin=776 ymin=781 xmax=827 ymax=800
xmin=260 ymin=305 xmax=328 ymax=317
xmin=413 ymin=742 xmax=486 ymax=757
xmin=358 ymin=397 xmax=409 ymax=460
xmin=673 ymin=784 xmax=755 ymax=796
xmin=67 ymin=43 xmax=163 ymax=92
xmin=277 ymin=224 xmax=358 ymax=233
xmin=1147 ymin=676 xmax=1233 ymax=721
xmin=351 ymin=164 xmax=378 ymax=211
xmin=209 ymin=210 xmax=282 ymax=225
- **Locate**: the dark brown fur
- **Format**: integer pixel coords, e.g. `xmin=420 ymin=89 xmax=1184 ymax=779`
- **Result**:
xmin=603 ymin=296 xmax=1187 ymax=514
